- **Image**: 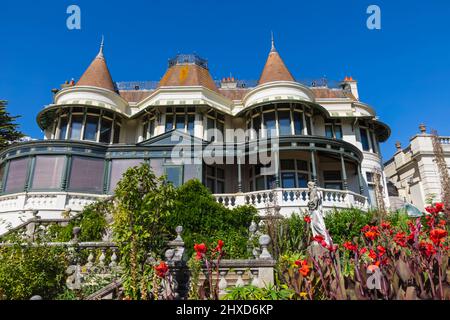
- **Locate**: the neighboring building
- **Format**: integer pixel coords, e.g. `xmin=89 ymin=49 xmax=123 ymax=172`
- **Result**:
xmin=0 ymin=39 xmax=391 ymax=233
xmin=384 ymin=124 xmax=450 ymax=211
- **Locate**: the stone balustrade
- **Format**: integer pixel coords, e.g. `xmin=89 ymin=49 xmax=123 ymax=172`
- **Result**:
xmin=215 ymin=188 xmax=368 ymax=215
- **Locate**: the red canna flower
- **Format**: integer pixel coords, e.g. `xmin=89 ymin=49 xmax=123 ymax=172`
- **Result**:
xmin=381 ymin=221 xmax=391 ymax=229
xmin=154 ymin=261 xmax=169 ymax=278
xmin=295 ymin=259 xmax=311 ymax=277
xmin=377 ymin=245 xmax=386 ymax=256
xmin=439 ymin=220 xmax=446 ymax=227
xmin=343 ymin=241 xmax=358 ymax=252
xmin=435 ymin=202 xmax=444 ymax=213
xmin=368 ymin=249 xmax=377 ymax=260
xmin=328 ymin=244 xmax=339 ymax=252
xmin=215 ymin=240 xmax=224 ymax=252
xmin=313 ymin=235 xmax=328 ymax=247
xmin=304 ymin=215 xmax=311 ymax=223
xmin=393 ymin=232 xmax=407 ymax=247
xmin=359 ymin=247 xmax=367 ymax=255
xmin=425 ymin=206 xmax=437 ymax=215
xmin=364 ymin=227 xmax=380 ymax=241
xmin=419 ymin=241 xmax=437 ymax=258
xmin=430 ymin=228 xmax=448 ymax=246
xmin=194 ymin=243 xmax=207 ymax=260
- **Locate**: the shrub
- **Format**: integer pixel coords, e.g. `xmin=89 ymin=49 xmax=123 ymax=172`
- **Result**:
xmin=324 ymin=208 xmax=375 ymax=244
xmin=0 ymin=244 xmax=68 ymax=300
xmin=166 ymin=179 xmax=257 ymax=259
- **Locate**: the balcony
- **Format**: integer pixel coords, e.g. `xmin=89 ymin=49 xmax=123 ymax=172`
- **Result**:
xmin=214 ymin=188 xmax=368 ymax=215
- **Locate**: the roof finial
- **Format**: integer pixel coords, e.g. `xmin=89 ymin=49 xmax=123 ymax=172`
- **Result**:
xmin=271 ymin=31 xmax=276 ymax=52
xmin=97 ymin=35 xmax=104 ymax=58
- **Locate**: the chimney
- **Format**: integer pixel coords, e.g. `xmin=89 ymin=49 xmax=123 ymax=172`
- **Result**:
xmin=419 ymin=123 xmax=427 ymax=134
xmin=340 ymin=76 xmax=359 ymax=100
xmin=395 ymin=141 xmax=402 ymax=151
xmin=220 ymin=75 xmax=238 ymax=89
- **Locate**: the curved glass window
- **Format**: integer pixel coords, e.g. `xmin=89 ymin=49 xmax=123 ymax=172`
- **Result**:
xmin=70 ymin=115 xmax=83 ymax=140
xmin=31 ymin=156 xmax=65 ymax=190
xmin=5 ymin=158 xmax=29 ymax=193
xmin=68 ymin=156 xmax=105 ymax=193
xmin=84 ymin=115 xmax=98 ymax=141
xmin=59 ymin=117 xmax=69 ymax=139
xmin=247 ymin=103 xmax=313 ymax=138
xmin=204 ymin=110 xmax=225 ymax=142
xmin=100 ymin=118 xmax=112 ymax=143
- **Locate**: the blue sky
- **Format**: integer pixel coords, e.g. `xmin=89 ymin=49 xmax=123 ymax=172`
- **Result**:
xmin=0 ymin=0 xmax=449 ymax=160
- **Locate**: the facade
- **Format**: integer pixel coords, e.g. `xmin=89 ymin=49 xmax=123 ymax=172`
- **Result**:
xmin=0 ymin=39 xmax=391 ymax=234
xmin=384 ymin=124 xmax=450 ymax=211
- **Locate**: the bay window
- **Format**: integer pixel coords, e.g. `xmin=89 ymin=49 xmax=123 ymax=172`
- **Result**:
xmin=4 ymin=158 xmax=29 ymax=193
xmin=31 ymin=156 xmax=65 ymax=190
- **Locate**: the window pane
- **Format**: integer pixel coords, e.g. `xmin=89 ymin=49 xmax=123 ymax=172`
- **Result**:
xmin=306 ymin=116 xmax=312 ymax=135
xmin=325 ymin=183 xmax=343 ymax=190
xmin=253 ymin=116 xmax=261 ymax=134
xmin=217 ymin=168 xmax=225 ymax=179
xmin=165 ymin=166 xmax=182 ymax=187
xmin=360 ymin=128 xmax=370 ymax=151
xmin=83 ymin=115 xmax=98 ymax=141
xmin=278 ymin=111 xmax=291 ymax=136
xmin=281 ymin=172 xmax=295 ymax=188
xmin=70 ymin=115 xmax=83 ymax=140
xmin=297 ymin=160 xmax=308 ymax=171
xmin=142 ymin=122 xmax=149 ymax=140
xmin=113 ymin=124 xmax=120 ymax=143
xmin=206 ymin=118 xmax=215 ymax=141
xmin=109 ymin=159 xmax=144 ymax=191
xmin=32 ymin=156 xmax=65 ymax=189
xmin=175 ymin=114 xmax=185 ymax=130
xmin=69 ymin=157 xmax=105 ymax=192
xmin=100 ymin=118 xmax=112 ymax=143
xmin=293 ymin=112 xmax=303 ymax=135
xmin=325 ymin=125 xmax=334 ymax=138
xmin=264 ymin=112 xmax=276 ymax=137
xmin=165 ymin=114 xmax=174 ymax=132
xmin=187 ymin=114 xmax=195 ymax=135
xmin=266 ymin=175 xmax=276 ymax=189
xmin=256 ymin=176 xmax=265 ymax=191
xmin=335 ymin=125 xmax=343 ymax=140
xmin=149 ymin=119 xmax=155 ymax=138
xmin=5 ymin=158 xmax=29 ymax=193
xmin=297 ymin=173 xmax=308 ymax=188
xmin=370 ymin=131 xmax=377 ymax=153
xmin=281 ymin=159 xmax=295 ymax=170
xmin=217 ymin=181 xmax=225 ymax=194
xmin=206 ymin=178 xmax=215 ymax=193
xmin=59 ymin=117 xmax=68 ymax=139
xmin=324 ymin=171 xmax=342 ymax=181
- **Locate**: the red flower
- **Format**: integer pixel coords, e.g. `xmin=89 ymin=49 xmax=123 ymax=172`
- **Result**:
xmin=377 ymin=245 xmax=386 ymax=256
xmin=304 ymin=215 xmax=311 ymax=223
xmin=215 ymin=240 xmax=224 ymax=252
xmin=368 ymin=249 xmax=377 ymax=260
xmin=419 ymin=241 xmax=437 ymax=258
xmin=439 ymin=220 xmax=446 ymax=227
xmin=313 ymin=235 xmax=327 ymax=247
xmin=328 ymin=244 xmax=339 ymax=252
xmin=361 ymin=225 xmax=380 ymax=240
xmin=295 ymin=259 xmax=311 ymax=277
xmin=194 ymin=243 xmax=207 ymax=260
xmin=154 ymin=261 xmax=169 ymax=278
xmin=393 ymin=232 xmax=407 ymax=247
xmin=381 ymin=221 xmax=391 ymax=229
xmin=435 ymin=202 xmax=444 ymax=213
xmin=430 ymin=228 xmax=448 ymax=246
xmin=359 ymin=247 xmax=367 ymax=255
xmin=343 ymin=241 xmax=358 ymax=252
xmin=426 ymin=206 xmax=437 ymax=215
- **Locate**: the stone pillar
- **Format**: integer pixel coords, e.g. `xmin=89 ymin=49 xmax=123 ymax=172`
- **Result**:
xmin=310 ymin=148 xmax=318 ymax=183
xmin=357 ymin=164 xmax=365 ymax=195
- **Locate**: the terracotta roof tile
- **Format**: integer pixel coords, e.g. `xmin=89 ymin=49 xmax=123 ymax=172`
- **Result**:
xmin=158 ymin=64 xmax=218 ymax=92
xmin=119 ymin=90 xmax=154 ymax=103
xmin=258 ymin=48 xmax=295 ymax=85
xmin=76 ymin=48 xmax=116 ymax=92
xmin=218 ymin=88 xmax=250 ymax=101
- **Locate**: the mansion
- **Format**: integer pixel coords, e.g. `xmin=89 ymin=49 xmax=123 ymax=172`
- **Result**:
xmin=0 ymin=39 xmax=391 ymax=233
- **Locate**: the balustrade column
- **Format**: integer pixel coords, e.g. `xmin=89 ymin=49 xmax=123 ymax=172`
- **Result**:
xmin=340 ymin=153 xmax=348 ymax=190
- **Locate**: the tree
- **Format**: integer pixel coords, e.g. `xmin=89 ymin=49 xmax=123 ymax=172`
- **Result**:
xmin=112 ymin=163 xmax=176 ymax=300
xmin=0 ymin=100 xmax=24 ymax=150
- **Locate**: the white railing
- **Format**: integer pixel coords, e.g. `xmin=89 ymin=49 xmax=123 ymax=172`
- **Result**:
xmin=214 ymin=188 xmax=368 ymax=215
xmin=439 ymin=136 xmax=450 ymax=145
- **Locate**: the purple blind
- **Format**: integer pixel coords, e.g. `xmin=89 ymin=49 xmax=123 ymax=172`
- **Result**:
xmin=5 ymin=158 xmax=29 ymax=193
xmin=32 ymin=156 xmax=65 ymax=189
xmin=69 ymin=157 xmax=105 ymax=192
xmin=109 ymin=159 xmax=144 ymax=191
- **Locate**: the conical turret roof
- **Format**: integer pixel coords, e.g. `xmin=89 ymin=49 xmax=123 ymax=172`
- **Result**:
xmin=76 ymin=38 xmax=116 ymax=92
xmin=258 ymin=34 xmax=295 ymax=85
